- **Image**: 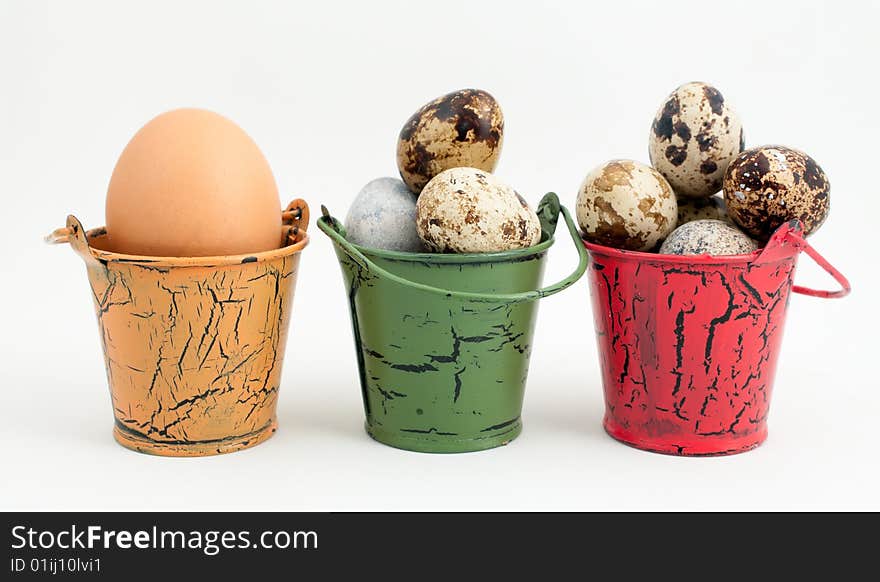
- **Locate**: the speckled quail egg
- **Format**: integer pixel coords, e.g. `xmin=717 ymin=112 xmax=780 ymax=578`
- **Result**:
xmin=416 ymin=167 xmax=540 ymax=253
xmin=397 ymin=89 xmax=503 ymax=194
xmin=677 ymin=195 xmax=730 ymax=226
xmin=723 ymin=145 xmax=830 ymax=241
xmin=659 ymin=219 xmax=758 ymax=256
xmin=649 ymin=82 xmax=744 ymax=199
xmin=344 ymin=177 xmax=425 ymax=252
xmin=576 ymin=160 xmax=678 ymax=251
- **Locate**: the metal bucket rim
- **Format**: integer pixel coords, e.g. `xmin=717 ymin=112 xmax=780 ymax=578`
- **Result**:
xmin=347 ymin=230 xmax=555 ymax=265
xmin=582 ymin=219 xmax=809 ymax=267
xmin=81 ymin=226 xmax=310 ymax=268
xmin=585 ymin=219 xmax=850 ymax=299
xmin=48 ymin=199 xmax=311 ymax=269
xmin=583 ymin=238 xmax=771 ymax=266
xmin=318 ymin=193 xmax=591 ymax=304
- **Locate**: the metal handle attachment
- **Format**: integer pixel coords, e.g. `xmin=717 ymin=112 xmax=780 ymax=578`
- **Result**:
xmin=756 ymin=220 xmax=850 ymax=299
xmin=282 ymin=198 xmax=310 ymax=245
xmin=318 ymin=192 xmax=589 ymax=305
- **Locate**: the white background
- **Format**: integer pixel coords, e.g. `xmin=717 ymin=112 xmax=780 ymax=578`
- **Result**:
xmin=2 ymin=0 xmax=878 ymax=511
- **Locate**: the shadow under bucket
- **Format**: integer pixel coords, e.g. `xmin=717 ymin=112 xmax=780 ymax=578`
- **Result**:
xmin=47 ymin=200 xmax=310 ymax=456
xmin=319 ymin=193 xmax=588 ymax=453
xmin=584 ymin=220 xmax=850 ymax=456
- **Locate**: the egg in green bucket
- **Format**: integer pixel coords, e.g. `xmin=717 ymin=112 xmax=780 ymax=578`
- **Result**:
xmin=344 ymin=177 xmax=425 ymax=252
xmin=416 ymin=167 xmax=541 ymax=253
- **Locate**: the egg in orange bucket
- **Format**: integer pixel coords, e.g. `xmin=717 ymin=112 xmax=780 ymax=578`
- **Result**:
xmin=105 ymin=108 xmax=282 ymax=257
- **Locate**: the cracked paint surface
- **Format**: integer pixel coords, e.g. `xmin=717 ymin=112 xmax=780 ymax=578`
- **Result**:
xmin=585 ymin=226 xmax=803 ymax=456
xmin=57 ymin=203 xmax=308 ymax=456
xmin=330 ymin=245 xmax=546 ymax=453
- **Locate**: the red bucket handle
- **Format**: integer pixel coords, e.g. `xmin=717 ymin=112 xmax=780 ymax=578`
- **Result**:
xmin=756 ymin=220 xmax=850 ymax=299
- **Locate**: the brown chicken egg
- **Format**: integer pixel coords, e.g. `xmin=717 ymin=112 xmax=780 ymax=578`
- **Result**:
xmin=105 ymin=108 xmax=282 ymax=257
xmin=723 ymin=145 xmax=830 ymax=241
xmin=396 ymin=89 xmax=503 ymax=194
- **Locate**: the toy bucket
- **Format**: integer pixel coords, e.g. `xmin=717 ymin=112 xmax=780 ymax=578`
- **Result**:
xmin=46 ymin=200 xmax=310 ymax=456
xmin=318 ymin=193 xmax=588 ymax=453
xmin=584 ymin=220 xmax=850 ymax=456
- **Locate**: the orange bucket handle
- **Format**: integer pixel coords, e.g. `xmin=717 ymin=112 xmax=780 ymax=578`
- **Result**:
xmin=754 ymin=220 xmax=850 ymax=299
xmin=45 ymin=225 xmax=75 ymax=245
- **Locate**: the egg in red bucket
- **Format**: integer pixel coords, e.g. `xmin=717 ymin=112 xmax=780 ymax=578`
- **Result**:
xmin=105 ymin=108 xmax=282 ymax=257
xmin=723 ymin=145 xmax=830 ymax=242
xmin=575 ymin=159 xmax=678 ymax=251
xmin=659 ymin=219 xmax=758 ymax=255
xmin=649 ymin=82 xmax=744 ymax=199
xmin=676 ymin=195 xmax=731 ymax=226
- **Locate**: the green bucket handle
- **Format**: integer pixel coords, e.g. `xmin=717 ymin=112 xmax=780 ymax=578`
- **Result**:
xmin=317 ymin=192 xmax=589 ymax=305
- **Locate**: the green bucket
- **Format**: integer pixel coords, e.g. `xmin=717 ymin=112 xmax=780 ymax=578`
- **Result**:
xmin=318 ymin=192 xmax=588 ymax=453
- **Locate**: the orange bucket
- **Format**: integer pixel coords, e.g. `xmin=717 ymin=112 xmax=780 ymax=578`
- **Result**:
xmin=47 ymin=200 xmax=310 ymax=456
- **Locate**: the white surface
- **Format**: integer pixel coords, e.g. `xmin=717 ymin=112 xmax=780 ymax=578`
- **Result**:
xmin=2 ymin=0 xmax=878 ymax=511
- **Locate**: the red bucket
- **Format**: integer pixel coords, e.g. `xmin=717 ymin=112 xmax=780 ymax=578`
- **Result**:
xmin=584 ymin=220 xmax=850 ymax=456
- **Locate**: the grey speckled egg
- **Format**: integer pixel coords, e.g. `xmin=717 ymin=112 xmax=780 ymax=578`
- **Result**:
xmin=397 ymin=89 xmax=503 ymax=194
xmin=677 ymin=195 xmax=730 ymax=226
xmin=723 ymin=145 xmax=830 ymax=241
xmin=659 ymin=219 xmax=758 ymax=256
xmin=649 ymin=82 xmax=744 ymax=199
xmin=344 ymin=177 xmax=425 ymax=252
xmin=576 ymin=159 xmax=678 ymax=251
xmin=416 ymin=167 xmax=540 ymax=253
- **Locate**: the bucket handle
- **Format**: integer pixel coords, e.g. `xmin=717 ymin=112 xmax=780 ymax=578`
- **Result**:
xmin=755 ymin=220 xmax=850 ymax=299
xmin=317 ymin=192 xmax=589 ymax=305
xmin=45 ymin=215 xmax=97 ymax=266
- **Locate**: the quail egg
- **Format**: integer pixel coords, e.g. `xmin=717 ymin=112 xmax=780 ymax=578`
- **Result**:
xmin=576 ymin=159 xmax=677 ymax=251
xmin=397 ymin=89 xmax=503 ymax=194
xmin=344 ymin=177 xmax=424 ymax=252
xmin=416 ymin=167 xmax=540 ymax=253
xmin=649 ymin=82 xmax=744 ymax=199
xmin=659 ymin=219 xmax=758 ymax=256
xmin=677 ymin=195 xmax=730 ymax=225
xmin=723 ymin=145 xmax=830 ymax=241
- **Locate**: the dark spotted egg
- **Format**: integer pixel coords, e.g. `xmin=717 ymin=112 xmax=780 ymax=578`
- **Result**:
xmin=677 ymin=195 xmax=731 ymax=226
xmin=723 ymin=146 xmax=830 ymax=241
xmin=397 ymin=89 xmax=503 ymax=194
xmin=649 ymin=82 xmax=744 ymax=199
